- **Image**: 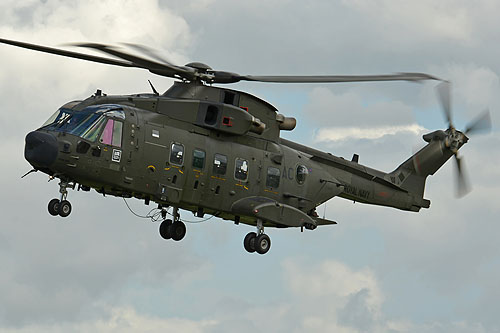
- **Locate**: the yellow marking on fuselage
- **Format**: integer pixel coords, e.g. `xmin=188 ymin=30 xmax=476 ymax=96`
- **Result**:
xmin=235 ymin=183 xmax=249 ymax=190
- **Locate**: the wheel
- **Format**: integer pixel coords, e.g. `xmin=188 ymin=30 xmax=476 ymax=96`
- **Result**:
xmin=170 ymin=221 xmax=186 ymax=241
xmin=159 ymin=219 xmax=172 ymax=239
xmin=58 ymin=200 xmax=72 ymax=217
xmin=243 ymin=232 xmax=257 ymax=253
xmin=255 ymin=234 xmax=271 ymax=255
xmin=48 ymin=198 xmax=60 ymax=216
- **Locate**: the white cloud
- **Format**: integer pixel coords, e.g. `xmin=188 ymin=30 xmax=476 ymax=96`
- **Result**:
xmin=315 ymin=124 xmax=425 ymax=142
xmin=0 ymin=307 xmax=217 ymax=333
xmin=282 ymin=258 xmax=384 ymax=332
xmin=0 ymin=0 xmax=192 ymax=140
xmin=304 ymin=87 xmax=418 ymax=128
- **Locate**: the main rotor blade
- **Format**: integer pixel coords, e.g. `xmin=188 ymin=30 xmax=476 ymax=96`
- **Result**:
xmin=0 ymin=38 xmax=134 ymax=68
xmin=464 ymin=109 xmax=492 ymax=135
xmin=436 ymin=81 xmax=453 ymax=128
xmin=73 ymin=43 xmax=194 ymax=79
xmin=237 ymin=72 xmax=440 ymax=84
xmin=121 ymin=43 xmax=177 ymax=68
xmin=454 ymin=155 xmax=471 ymax=198
xmin=1 ymin=38 xmax=443 ymax=85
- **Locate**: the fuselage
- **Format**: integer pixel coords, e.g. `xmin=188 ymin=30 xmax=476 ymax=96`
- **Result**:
xmin=25 ymin=83 xmax=458 ymax=228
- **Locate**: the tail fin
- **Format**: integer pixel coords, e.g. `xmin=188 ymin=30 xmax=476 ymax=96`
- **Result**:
xmin=389 ymin=132 xmax=455 ymax=209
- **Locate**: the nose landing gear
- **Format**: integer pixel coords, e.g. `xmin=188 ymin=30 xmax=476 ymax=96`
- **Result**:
xmin=47 ymin=180 xmax=74 ymax=218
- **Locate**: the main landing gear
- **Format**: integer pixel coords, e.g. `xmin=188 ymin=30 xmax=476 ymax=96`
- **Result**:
xmin=47 ymin=180 xmax=74 ymax=217
xmin=159 ymin=206 xmax=186 ymax=241
xmin=243 ymin=219 xmax=271 ymax=255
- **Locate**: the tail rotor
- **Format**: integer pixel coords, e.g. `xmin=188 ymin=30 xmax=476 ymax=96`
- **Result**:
xmin=435 ymin=81 xmax=492 ymax=197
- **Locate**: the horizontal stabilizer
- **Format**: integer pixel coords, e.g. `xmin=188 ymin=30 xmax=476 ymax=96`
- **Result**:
xmin=314 ymin=217 xmax=338 ymax=226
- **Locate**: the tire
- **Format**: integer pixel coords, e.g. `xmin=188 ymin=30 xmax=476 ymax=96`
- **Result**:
xmin=243 ymin=232 xmax=257 ymax=253
xmin=58 ymin=200 xmax=72 ymax=217
xmin=170 ymin=221 xmax=186 ymax=241
xmin=255 ymin=234 xmax=271 ymax=255
xmin=159 ymin=219 xmax=172 ymax=239
xmin=48 ymin=199 xmax=60 ymax=216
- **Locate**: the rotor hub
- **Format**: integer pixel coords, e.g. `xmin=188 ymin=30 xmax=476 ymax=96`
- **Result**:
xmin=445 ymin=128 xmax=468 ymax=153
xmin=184 ymin=62 xmax=212 ymax=72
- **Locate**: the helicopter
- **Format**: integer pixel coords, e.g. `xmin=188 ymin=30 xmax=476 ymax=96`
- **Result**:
xmin=0 ymin=38 xmax=492 ymax=255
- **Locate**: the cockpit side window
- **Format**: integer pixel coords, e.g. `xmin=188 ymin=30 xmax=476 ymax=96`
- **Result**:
xmin=100 ymin=119 xmax=114 ymax=145
xmin=99 ymin=119 xmax=123 ymax=147
xmin=112 ymin=121 xmax=123 ymax=147
xmin=81 ymin=116 xmax=107 ymax=142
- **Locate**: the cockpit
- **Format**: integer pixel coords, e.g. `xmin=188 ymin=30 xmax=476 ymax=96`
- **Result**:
xmin=41 ymin=104 xmax=125 ymax=147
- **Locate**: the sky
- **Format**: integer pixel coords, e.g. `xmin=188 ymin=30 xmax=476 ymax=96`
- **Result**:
xmin=0 ymin=0 xmax=499 ymax=332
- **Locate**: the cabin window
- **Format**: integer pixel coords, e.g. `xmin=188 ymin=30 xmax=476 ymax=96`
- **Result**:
xmin=213 ymin=153 xmax=227 ymax=175
xmin=296 ymin=165 xmax=308 ymax=184
xmin=234 ymin=158 xmax=249 ymax=181
xmin=170 ymin=143 xmax=184 ymax=165
xmin=266 ymin=167 xmax=281 ymax=188
xmin=99 ymin=119 xmax=123 ymax=147
xmin=192 ymin=149 xmax=205 ymax=169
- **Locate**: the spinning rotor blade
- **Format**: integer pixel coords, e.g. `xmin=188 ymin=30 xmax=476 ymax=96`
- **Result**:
xmin=237 ymin=72 xmax=439 ymax=84
xmin=0 ymin=37 xmax=441 ymax=85
xmin=73 ymin=43 xmax=195 ymax=80
xmin=464 ymin=109 xmax=492 ymax=135
xmin=436 ymin=81 xmax=453 ymax=128
xmin=0 ymin=38 xmax=134 ymax=68
xmin=121 ymin=42 xmax=178 ymax=67
xmin=454 ymin=154 xmax=471 ymax=198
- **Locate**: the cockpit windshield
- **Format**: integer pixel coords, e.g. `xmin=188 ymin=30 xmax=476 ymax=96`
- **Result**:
xmin=41 ymin=104 xmax=125 ymax=143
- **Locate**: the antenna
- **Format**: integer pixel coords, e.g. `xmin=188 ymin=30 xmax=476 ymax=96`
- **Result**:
xmin=148 ymin=80 xmax=159 ymax=95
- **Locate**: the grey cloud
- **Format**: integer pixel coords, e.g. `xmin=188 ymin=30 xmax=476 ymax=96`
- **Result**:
xmin=304 ymin=87 xmax=417 ymax=129
xmin=338 ymin=288 xmax=376 ymax=331
xmin=1 ymin=0 xmax=500 ymax=332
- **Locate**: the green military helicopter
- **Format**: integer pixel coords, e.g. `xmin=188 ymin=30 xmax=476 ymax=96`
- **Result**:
xmin=1 ymin=38 xmax=491 ymax=255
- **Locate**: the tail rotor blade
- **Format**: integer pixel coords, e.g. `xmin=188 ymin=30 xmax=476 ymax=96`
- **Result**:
xmin=465 ymin=109 xmax=492 ymax=135
xmin=454 ymin=155 xmax=471 ymax=198
xmin=436 ymin=81 xmax=453 ymax=128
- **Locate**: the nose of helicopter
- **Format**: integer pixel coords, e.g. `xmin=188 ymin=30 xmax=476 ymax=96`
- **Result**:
xmin=24 ymin=131 xmax=58 ymax=168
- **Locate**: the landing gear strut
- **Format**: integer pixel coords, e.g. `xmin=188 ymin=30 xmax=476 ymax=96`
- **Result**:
xmin=244 ymin=219 xmax=271 ymax=255
xmin=47 ymin=180 xmax=74 ymax=218
xmin=159 ymin=206 xmax=186 ymax=242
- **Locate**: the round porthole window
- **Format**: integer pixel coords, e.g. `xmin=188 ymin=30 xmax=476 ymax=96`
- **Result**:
xmin=296 ymin=165 xmax=308 ymax=184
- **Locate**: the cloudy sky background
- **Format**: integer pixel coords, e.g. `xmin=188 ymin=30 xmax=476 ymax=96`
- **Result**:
xmin=1 ymin=0 xmax=499 ymax=332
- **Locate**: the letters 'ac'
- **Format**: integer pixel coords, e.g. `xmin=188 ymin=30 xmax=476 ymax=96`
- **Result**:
xmin=1 ymin=38 xmax=491 ymax=255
